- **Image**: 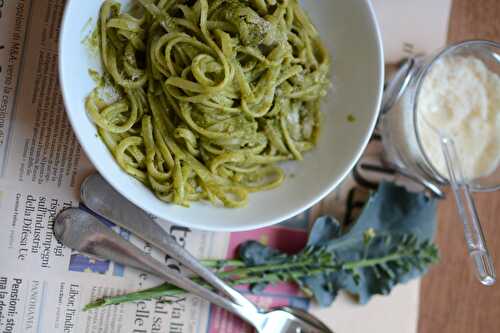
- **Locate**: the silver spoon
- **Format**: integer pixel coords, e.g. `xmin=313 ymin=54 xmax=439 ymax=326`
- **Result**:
xmin=54 ymin=208 xmax=331 ymax=333
xmin=80 ymin=174 xmax=333 ymax=328
xmin=55 ymin=175 xmax=333 ymax=333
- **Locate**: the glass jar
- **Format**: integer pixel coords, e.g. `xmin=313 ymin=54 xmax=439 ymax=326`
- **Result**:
xmin=380 ymin=40 xmax=500 ymax=194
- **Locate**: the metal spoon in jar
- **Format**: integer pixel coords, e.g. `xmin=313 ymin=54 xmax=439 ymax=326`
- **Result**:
xmin=54 ymin=174 xmax=333 ymax=333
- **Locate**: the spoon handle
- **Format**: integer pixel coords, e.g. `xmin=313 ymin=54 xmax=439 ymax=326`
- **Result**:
xmin=80 ymin=173 xmax=259 ymax=311
xmin=55 ymin=208 xmax=264 ymax=326
xmin=441 ymin=137 xmax=496 ymax=285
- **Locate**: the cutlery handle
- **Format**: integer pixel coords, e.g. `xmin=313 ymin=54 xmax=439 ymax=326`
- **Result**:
xmin=81 ymin=173 xmax=260 ymax=310
xmin=441 ymin=138 xmax=496 ymax=285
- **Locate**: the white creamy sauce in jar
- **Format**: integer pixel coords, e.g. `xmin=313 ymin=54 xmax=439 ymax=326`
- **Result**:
xmin=416 ymin=56 xmax=500 ymax=181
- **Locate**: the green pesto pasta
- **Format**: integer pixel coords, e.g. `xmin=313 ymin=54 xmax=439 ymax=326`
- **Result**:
xmin=86 ymin=0 xmax=331 ymax=208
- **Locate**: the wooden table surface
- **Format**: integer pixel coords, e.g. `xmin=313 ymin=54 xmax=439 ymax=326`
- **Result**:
xmin=418 ymin=1 xmax=500 ymax=332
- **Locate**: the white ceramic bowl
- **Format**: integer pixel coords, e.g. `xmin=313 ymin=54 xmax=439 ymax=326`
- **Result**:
xmin=59 ymin=0 xmax=384 ymax=231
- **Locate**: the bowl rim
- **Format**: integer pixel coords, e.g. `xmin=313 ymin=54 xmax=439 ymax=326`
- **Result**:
xmin=58 ymin=0 xmax=385 ymax=232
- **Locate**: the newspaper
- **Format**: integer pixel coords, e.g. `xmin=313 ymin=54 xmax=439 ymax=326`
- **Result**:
xmin=0 ymin=0 xmax=449 ymax=332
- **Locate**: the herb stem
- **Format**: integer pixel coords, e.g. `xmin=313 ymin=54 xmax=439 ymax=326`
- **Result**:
xmin=343 ymin=252 xmax=407 ymax=270
xmin=84 ymin=248 xmax=420 ymax=311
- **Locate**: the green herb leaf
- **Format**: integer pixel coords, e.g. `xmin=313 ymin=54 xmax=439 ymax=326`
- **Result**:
xmin=238 ymin=182 xmax=439 ymax=306
xmin=322 ymin=182 xmax=438 ymax=304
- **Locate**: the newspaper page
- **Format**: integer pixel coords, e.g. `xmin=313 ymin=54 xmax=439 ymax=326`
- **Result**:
xmin=0 ymin=1 xmax=448 ymax=332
